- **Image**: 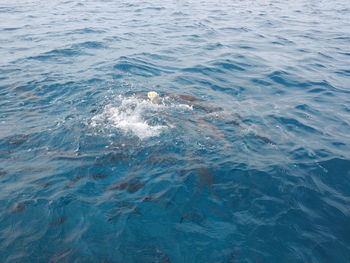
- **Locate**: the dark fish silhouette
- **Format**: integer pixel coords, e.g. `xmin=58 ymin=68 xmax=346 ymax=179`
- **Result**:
xmin=254 ymin=135 xmax=274 ymax=144
xmin=7 ymin=134 xmax=29 ymax=146
xmin=91 ymin=173 xmax=108 ymax=180
xmin=64 ymin=175 xmax=85 ymax=188
xmin=95 ymin=152 xmax=130 ymax=165
xmin=140 ymin=191 xmax=169 ymax=205
xmin=47 ymin=247 xmax=75 ymax=263
xmin=11 ymin=202 xmax=27 ymax=214
xmin=141 ymin=194 xmax=157 ymax=202
xmin=107 ymin=204 xmax=142 ymax=223
xmin=225 ymin=249 xmax=240 ymax=263
xmin=49 ymin=216 xmax=68 ymax=227
xmin=36 ymin=181 xmax=52 ymax=187
xmin=169 ymin=93 xmax=198 ymax=102
xmin=179 ymin=211 xmax=204 ymax=224
xmin=107 ymin=179 xmax=144 ymax=193
xmin=167 ymin=93 xmax=222 ymax=112
xmin=13 ymin=85 xmax=41 ymax=101
xmin=198 ymin=167 xmax=217 ymax=199
xmin=144 ymin=153 xmax=180 ymax=166
xmin=0 ymin=150 xmax=14 ymax=158
xmin=135 ymin=246 xmax=171 ymax=263
xmin=147 ymin=92 xmax=273 ymax=144
xmin=124 ymin=91 xmax=274 ymax=145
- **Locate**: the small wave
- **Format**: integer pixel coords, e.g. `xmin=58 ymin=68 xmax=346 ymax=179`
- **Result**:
xmin=211 ymin=59 xmax=246 ymax=72
xmin=113 ymin=57 xmax=173 ymax=77
xmin=28 ymin=48 xmax=87 ymax=61
xmin=72 ymin=41 xmax=107 ymax=50
xmin=2 ymin=27 xmax=21 ymax=31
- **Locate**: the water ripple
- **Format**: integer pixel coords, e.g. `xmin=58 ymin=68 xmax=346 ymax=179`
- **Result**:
xmin=1 ymin=0 xmax=350 ymax=262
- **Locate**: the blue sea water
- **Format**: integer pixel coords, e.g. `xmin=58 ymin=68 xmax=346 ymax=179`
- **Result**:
xmin=1 ymin=0 xmax=350 ymax=262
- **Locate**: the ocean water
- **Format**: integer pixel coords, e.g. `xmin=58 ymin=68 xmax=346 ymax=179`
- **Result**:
xmin=1 ymin=0 xmax=350 ymax=262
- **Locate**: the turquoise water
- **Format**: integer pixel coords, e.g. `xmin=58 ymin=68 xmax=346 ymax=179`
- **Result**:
xmin=1 ymin=0 xmax=350 ymax=262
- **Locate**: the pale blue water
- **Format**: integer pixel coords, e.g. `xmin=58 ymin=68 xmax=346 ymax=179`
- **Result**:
xmin=1 ymin=0 xmax=350 ymax=262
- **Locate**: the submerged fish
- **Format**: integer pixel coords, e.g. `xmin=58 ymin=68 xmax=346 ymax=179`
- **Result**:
xmin=11 ymin=202 xmax=27 ymax=214
xmin=146 ymin=91 xmax=222 ymax=113
xmin=144 ymin=91 xmax=273 ymax=144
xmin=47 ymin=247 xmax=75 ymax=263
xmin=49 ymin=216 xmax=68 ymax=227
xmin=96 ymin=91 xmax=273 ymax=144
xmin=107 ymin=178 xmax=144 ymax=193
xmin=107 ymin=203 xmax=142 ymax=223
xmin=91 ymin=173 xmax=109 ymax=180
xmin=7 ymin=134 xmax=29 ymax=146
xmin=64 ymin=175 xmax=85 ymax=188
xmin=35 ymin=181 xmax=52 ymax=187
xmin=196 ymin=167 xmax=219 ymax=200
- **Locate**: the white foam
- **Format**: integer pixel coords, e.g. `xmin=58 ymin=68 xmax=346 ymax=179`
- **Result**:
xmin=91 ymin=95 xmax=171 ymax=140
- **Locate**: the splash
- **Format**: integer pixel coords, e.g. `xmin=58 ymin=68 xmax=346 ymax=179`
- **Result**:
xmin=91 ymin=94 xmax=193 ymax=140
xmin=91 ymin=95 xmax=169 ymax=140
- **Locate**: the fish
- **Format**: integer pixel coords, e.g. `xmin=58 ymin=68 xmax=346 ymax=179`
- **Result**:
xmin=107 ymin=203 xmax=142 ymax=223
xmin=0 ymin=150 xmax=14 ymax=158
xmin=203 ymin=110 xmax=243 ymax=124
xmin=7 ymin=134 xmax=29 ymax=146
xmin=254 ymin=135 xmax=274 ymax=144
xmin=91 ymin=173 xmax=109 ymax=180
xmin=139 ymin=191 xmax=168 ymax=204
xmin=64 ymin=175 xmax=85 ymax=188
xmin=169 ymin=93 xmax=199 ymax=102
xmin=203 ymin=111 xmax=274 ymax=144
xmin=11 ymin=202 xmax=27 ymax=214
xmin=107 ymin=179 xmax=144 ymax=193
xmin=35 ymin=181 xmax=52 ymax=187
xmin=12 ymin=85 xmax=41 ymax=101
xmin=166 ymin=93 xmax=222 ymax=112
xmin=196 ymin=119 xmax=229 ymax=146
xmin=225 ymin=249 xmax=240 ymax=263
xmin=127 ymin=181 xmax=144 ymax=193
xmin=179 ymin=212 xmax=204 ymax=224
xmin=144 ymin=153 xmax=180 ymax=166
xmin=198 ymin=167 xmax=217 ymax=199
xmin=47 ymin=247 xmax=75 ymax=263
xmin=130 ymin=91 xmax=274 ymax=144
xmin=49 ymin=216 xmax=68 ymax=227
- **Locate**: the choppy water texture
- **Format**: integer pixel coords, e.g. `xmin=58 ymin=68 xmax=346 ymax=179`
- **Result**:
xmin=1 ymin=0 xmax=350 ymax=262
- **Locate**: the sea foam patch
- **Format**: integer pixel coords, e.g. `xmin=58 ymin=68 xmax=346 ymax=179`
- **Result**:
xmin=91 ymin=95 xmax=168 ymax=140
xmin=91 ymin=94 xmax=194 ymax=140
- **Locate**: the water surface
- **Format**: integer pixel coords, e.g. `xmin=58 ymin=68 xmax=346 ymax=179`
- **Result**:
xmin=1 ymin=0 xmax=350 ymax=262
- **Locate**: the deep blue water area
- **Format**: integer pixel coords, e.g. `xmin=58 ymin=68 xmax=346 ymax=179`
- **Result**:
xmin=1 ymin=0 xmax=350 ymax=262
